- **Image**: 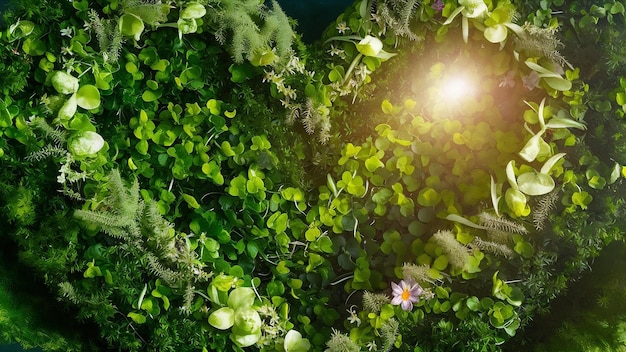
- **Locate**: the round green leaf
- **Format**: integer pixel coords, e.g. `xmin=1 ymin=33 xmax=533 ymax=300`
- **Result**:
xmin=68 ymin=130 xmax=105 ymax=157
xmin=76 ymin=85 xmax=101 ymax=109
xmin=231 ymin=331 xmax=262 ymax=348
xmin=51 ymin=71 xmax=79 ymax=95
xmin=228 ymin=287 xmax=255 ymax=309
xmin=232 ymin=307 xmax=262 ymax=335
xmin=505 ymin=188 xmax=528 ymax=217
xmin=208 ymin=307 xmax=235 ymax=330
xmin=180 ymin=3 xmax=207 ymax=19
xmin=484 ymin=24 xmax=508 ymax=43
xmin=284 ymin=330 xmax=311 ymax=352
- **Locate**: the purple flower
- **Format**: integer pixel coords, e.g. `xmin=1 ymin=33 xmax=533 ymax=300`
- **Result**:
xmin=499 ymin=70 xmax=516 ymax=88
xmin=522 ymin=71 xmax=540 ymax=90
xmin=432 ymin=0 xmax=445 ymax=12
xmin=391 ymin=279 xmax=423 ymax=311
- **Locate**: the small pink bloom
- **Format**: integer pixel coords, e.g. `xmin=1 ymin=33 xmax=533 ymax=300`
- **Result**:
xmin=391 ymin=279 xmax=423 ymax=311
xmin=522 ymin=71 xmax=540 ymax=90
xmin=432 ymin=0 xmax=445 ymax=12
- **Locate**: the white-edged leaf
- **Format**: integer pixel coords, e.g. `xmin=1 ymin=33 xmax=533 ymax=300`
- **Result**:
xmin=517 ymin=171 xmax=555 ymax=196
xmin=444 ymin=6 xmax=465 ymax=25
xmin=506 ymin=160 xmax=518 ymax=190
xmin=525 ymin=61 xmax=554 ymax=75
xmin=504 ymin=22 xmax=524 ymax=36
xmin=540 ymin=152 xmax=567 ymax=174
xmin=543 ymin=76 xmax=572 ymax=91
xmin=519 ymin=133 xmax=544 ymax=162
xmin=491 ymin=175 xmax=501 ymax=217
xmin=445 ymin=214 xmax=489 ymax=230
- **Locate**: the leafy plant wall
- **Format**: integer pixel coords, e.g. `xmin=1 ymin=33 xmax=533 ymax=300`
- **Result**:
xmin=1 ymin=0 xmax=625 ymax=351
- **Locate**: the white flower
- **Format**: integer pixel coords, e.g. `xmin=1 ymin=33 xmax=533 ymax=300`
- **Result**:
xmin=328 ymin=44 xmax=345 ymax=58
xmin=263 ymin=70 xmax=276 ymax=83
xmin=354 ymin=64 xmax=371 ymax=81
xmin=60 ymin=27 xmax=73 ymax=38
xmin=366 ymin=341 xmax=377 ymax=351
xmin=346 ymin=305 xmax=361 ymax=327
xmin=61 ymin=46 xmax=73 ymax=56
xmin=336 ymin=21 xmax=349 ymax=34
xmin=286 ymin=56 xmax=305 ymax=74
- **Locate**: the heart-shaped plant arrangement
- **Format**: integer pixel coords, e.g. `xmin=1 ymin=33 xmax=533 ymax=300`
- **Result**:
xmin=1 ymin=0 xmax=625 ymax=351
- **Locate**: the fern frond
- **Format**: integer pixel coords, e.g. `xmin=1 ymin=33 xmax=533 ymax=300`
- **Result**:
xmin=402 ymin=263 xmax=431 ymax=284
xmin=478 ymin=212 xmax=528 ymax=235
xmin=145 ymin=252 xmax=178 ymax=284
xmin=182 ymin=282 xmax=195 ymax=315
xmin=470 ymin=237 xmax=514 ymax=258
xmin=74 ymin=209 xmax=134 ymax=228
xmin=533 ymin=189 xmax=560 ymax=230
xmin=381 ymin=318 xmax=399 ymax=352
xmin=376 ymin=0 xmax=420 ymax=40
xmin=29 ymin=117 xmax=67 ymax=144
xmin=325 ymin=329 xmax=360 ymax=352
xmin=87 ymin=9 xmax=125 ymax=63
xmin=58 ymin=282 xmax=82 ymax=305
xmin=26 ymin=145 xmax=67 ymax=162
xmin=514 ymin=23 xmax=568 ymax=67
xmin=431 ymin=230 xmax=470 ymax=270
xmin=206 ymin=0 xmax=295 ymax=65
xmin=105 ymin=170 xmax=140 ymax=218
xmin=362 ymin=291 xmax=390 ymax=313
xmin=121 ymin=0 xmax=168 ymax=26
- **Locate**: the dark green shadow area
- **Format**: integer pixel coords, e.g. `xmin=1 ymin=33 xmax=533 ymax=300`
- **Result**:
xmin=274 ymin=0 xmax=353 ymax=43
xmin=0 ymin=344 xmax=43 ymax=352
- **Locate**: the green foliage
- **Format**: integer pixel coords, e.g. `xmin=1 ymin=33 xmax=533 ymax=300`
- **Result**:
xmin=0 ymin=255 xmax=88 ymax=351
xmin=206 ymin=0 xmax=295 ymax=66
xmin=1 ymin=0 xmax=626 ymax=351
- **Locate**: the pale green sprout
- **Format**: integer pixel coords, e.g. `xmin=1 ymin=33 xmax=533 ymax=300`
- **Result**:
xmin=356 ymin=35 xmax=383 ymax=57
xmin=444 ymin=0 xmax=489 ymax=43
xmin=58 ymin=94 xmax=78 ymax=121
xmin=50 ymin=71 xmax=79 ymax=95
xmin=119 ymin=13 xmax=145 ymax=41
xmin=208 ymin=287 xmax=264 ymax=347
xmin=68 ymin=131 xmax=105 ymax=157
xmin=180 ymin=3 xmax=206 ymax=19
xmin=324 ymin=34 xmax=396 ymax=87
xmin=525 ymin=61 xmax=572 ymax=91
xmin=284 ymin=330 xmax=311 ymax=352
